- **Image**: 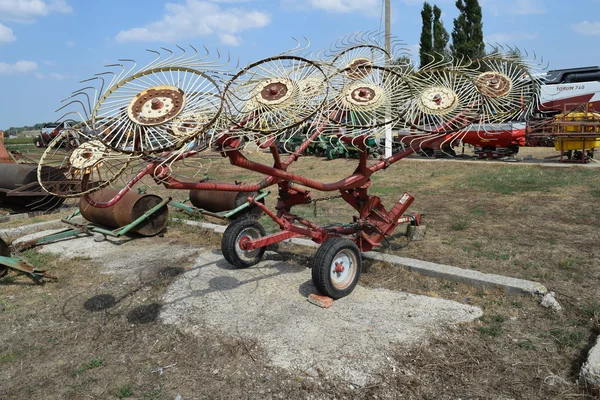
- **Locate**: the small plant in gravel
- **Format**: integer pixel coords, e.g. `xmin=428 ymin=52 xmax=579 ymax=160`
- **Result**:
xmin=72 ymin=358 xmax=104 ymax=377
xmin=549 ymin=328 xmax=585 ymax=349
xmin=0 ymin=351 xmax=20 ymax=363
xmin=450 ymin=217 xmax=471 ymax=231
xmin=478 ymin=326 xmax=501 ymax=337
xmin=20 ymin=249 xmax=59 ymax=268
xmin=116 ymin=384 xmax=133 ymax=399
xmin=493 ymin=314 xmax=506 ymax=323
xmin=142 ymin=389 xmax=163 ymax=399
xmin=518 ymin=340 xmax=537 ymax=350
xmin=558 ymin=258 xmax=577 ymax=270
xmin=580 ymin=302 xmax=600 ymax=318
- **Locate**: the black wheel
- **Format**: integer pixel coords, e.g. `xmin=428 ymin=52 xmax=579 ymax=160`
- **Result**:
xmin=312 ymin=238 xmax=361 ymax=299
xmin=221 ymin=218 xmax=266 ymax=268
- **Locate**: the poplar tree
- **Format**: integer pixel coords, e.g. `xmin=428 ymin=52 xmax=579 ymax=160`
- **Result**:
xmin=451 ymin=0 xmax=485 ymax=61
xmin=419 ymin=2 xmax=433 ymax=67
xmin=432 ymin=5 xmax=450 ymax=62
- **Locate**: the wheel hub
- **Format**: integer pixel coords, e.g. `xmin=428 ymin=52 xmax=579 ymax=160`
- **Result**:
xmin=342 ymin=83 xmax=385 ymax=110
xmin=330 ymin=252 xmax=353 ymax=286
xmin=417 ymin=86 xmax=459 ymax=115
xmin=345 ymin=58 xmax=373 ymax=79
xmin=254 ymin=79 xmax=295 ymax=106
xmin=69 ymin=140 xmax=107 ymax=172
xmin=475 ymin=72 xmax=513 ymax=98
xmin=127 ymin=85 xmax=186 ymax=126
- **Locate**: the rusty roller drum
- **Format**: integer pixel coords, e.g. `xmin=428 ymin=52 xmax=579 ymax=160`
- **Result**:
xmin=0 ymin=164 xmax=65 ymax=209
xmin=79 ymin=189 xmax=168 ymax=236
xmin=189 ymin=184 xmax=263 ymax=219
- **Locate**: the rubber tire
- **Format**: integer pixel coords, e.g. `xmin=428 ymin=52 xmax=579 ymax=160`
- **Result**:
xmin=312 ymin=238 xmax=361 ymax=299
xmin=221 ymin=218 xmax=266 ymax=269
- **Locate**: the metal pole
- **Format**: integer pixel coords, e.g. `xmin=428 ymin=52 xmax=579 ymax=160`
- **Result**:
xmin=384 ymin=0 xmax=393 ymax=158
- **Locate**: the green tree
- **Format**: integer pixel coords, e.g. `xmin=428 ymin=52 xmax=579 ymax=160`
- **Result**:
xmin=433 ymin=5 xmax=450 ymax=62
xmin=451 ymin=0 xmax=485 ymax=61
xmin=419 ymin=2 xmax=433 ymax=67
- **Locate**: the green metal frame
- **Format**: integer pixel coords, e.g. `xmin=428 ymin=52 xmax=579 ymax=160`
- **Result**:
xmin=168 ymin=190 xmax=269 ymax=220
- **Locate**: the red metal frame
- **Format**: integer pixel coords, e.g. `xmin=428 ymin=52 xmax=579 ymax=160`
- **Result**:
xmin=82 ymin=114 xmax=428 ymax=252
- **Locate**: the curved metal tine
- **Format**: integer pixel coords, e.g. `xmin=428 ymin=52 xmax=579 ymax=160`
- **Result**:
xmin=80 ymin=76 xmax=105 ymax=102
xmin=166 ymin=45 xmax=188 ymax=66
xmin=54 ymin=111 xmax=93 ymax=135
xmin=117 ymin=59 xmax=138 ymax=80
xmin=279 ymin=36 xmax=301 ymax=57
xmin=67 ymin=85 xmax=94 ymax=106
xmin=103 ymin=63 xmax=126 ymax=88
xmin=152 ymin=47 xmax=175 ymax=69
xmin=202 ymin=48 xmax=233 ymax=70
xmin=94 ymin=71 xmax=117 ymax=96
xmin=174 ymin=45 xmax=199 ymax=68
xmin=141 ymin=49 xmax=163 ymax=70
xmin=61 ymin=91 xmax=93 ymax=119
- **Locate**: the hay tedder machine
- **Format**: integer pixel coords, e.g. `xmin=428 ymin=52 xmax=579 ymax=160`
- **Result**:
xmin=17 ymin=33 xmax=543 ymax=298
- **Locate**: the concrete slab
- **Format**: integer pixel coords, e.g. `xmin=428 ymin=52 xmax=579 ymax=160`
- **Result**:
xmin=161 ymin=250 xmax=482 ymax=386
xmin=37 ymin=234 xmax=204 ymax=280
xmin=13 ymin=224 xmax=483 ymax=385
xmin=363 ymin=252 xmax=548 ymax=297
xmin=0 ymin=219 xmax=63 ymax=241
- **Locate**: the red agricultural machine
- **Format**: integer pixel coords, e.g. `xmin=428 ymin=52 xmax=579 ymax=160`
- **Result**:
xmin=34 ymin=33 xmax=543 ymax=298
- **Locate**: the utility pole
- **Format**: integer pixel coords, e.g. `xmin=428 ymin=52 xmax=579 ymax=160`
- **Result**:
xmin=384 ymin=0 xmax=392 ymax=158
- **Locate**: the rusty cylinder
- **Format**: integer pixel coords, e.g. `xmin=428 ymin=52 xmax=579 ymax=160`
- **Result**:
xmin=189 ymin=185 xmax=262 ymax=218
xmin=79 ymin=189 xmax=168 ymax=236
xmin=0 ymin=164 xmax=65 ymax=208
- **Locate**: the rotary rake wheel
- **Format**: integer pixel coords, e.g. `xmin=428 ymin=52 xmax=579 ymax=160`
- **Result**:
xmin=92 ymin=66 xmax=223 ymax=154
xmin=398 ymin=63 xmax=482 ymax=135
xmin=329 ymin=44 xmax=391 ymax=78
xmin=37 ymin=127 xmax=137 ymax=198
xmin=327 ymin=65 xmax=410 ymax=129
xmin=469 ymin=51 xmax=542 ymax=123
xmin=221 ymin=55 xmax=328 ymax=136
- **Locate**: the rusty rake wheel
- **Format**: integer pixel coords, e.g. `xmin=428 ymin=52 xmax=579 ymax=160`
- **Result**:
xmin=469 ymin=52 xmax=542 ymax=123
xmin=37 ymin=128 xmax=135 ymax=198
xmin=399 ymin=65 xmax=482 ymax=134
xmin=222 ymin=55 xmax=328 ymax=135
xmin=330 ymin=45 xmax=391 ymax=77
xmin=92 ymin=67 xmax=223 ymax=154
xmin=327 ymin=65 xmax=410 ymax=129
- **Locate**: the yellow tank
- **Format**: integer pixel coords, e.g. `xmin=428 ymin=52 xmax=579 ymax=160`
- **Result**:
xmin=553 ymin=111 xmax=600 ymax=151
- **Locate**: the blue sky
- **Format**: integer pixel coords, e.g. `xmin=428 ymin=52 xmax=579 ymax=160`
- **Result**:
xmin=0 ymin=0 xmax=599 ymax=128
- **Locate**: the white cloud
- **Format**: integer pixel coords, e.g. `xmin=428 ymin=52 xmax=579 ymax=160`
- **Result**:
xmin=572 ymin=21 xmax=600 ymax=36
xmin=0 ymin=60 xmax=38 ymax=74
xmin=65 ymin=40 xmax=75 ymax=47
xmin=35 ymin=71 xmax=70 ymax=80
xmin=115 ymin=0 xmax=270 ymax=46
xmin=0 ymin=23 xmax=15 ymax=43
xmin=481 ymin=0 xmax=545 ymax=16
xmin=308 ymin=0 xmax=379 ymax=14
xmin=0 ymin=0 xmax=73 ymax=23
xmin=485 ymin=32 xmax=538 ymax=43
